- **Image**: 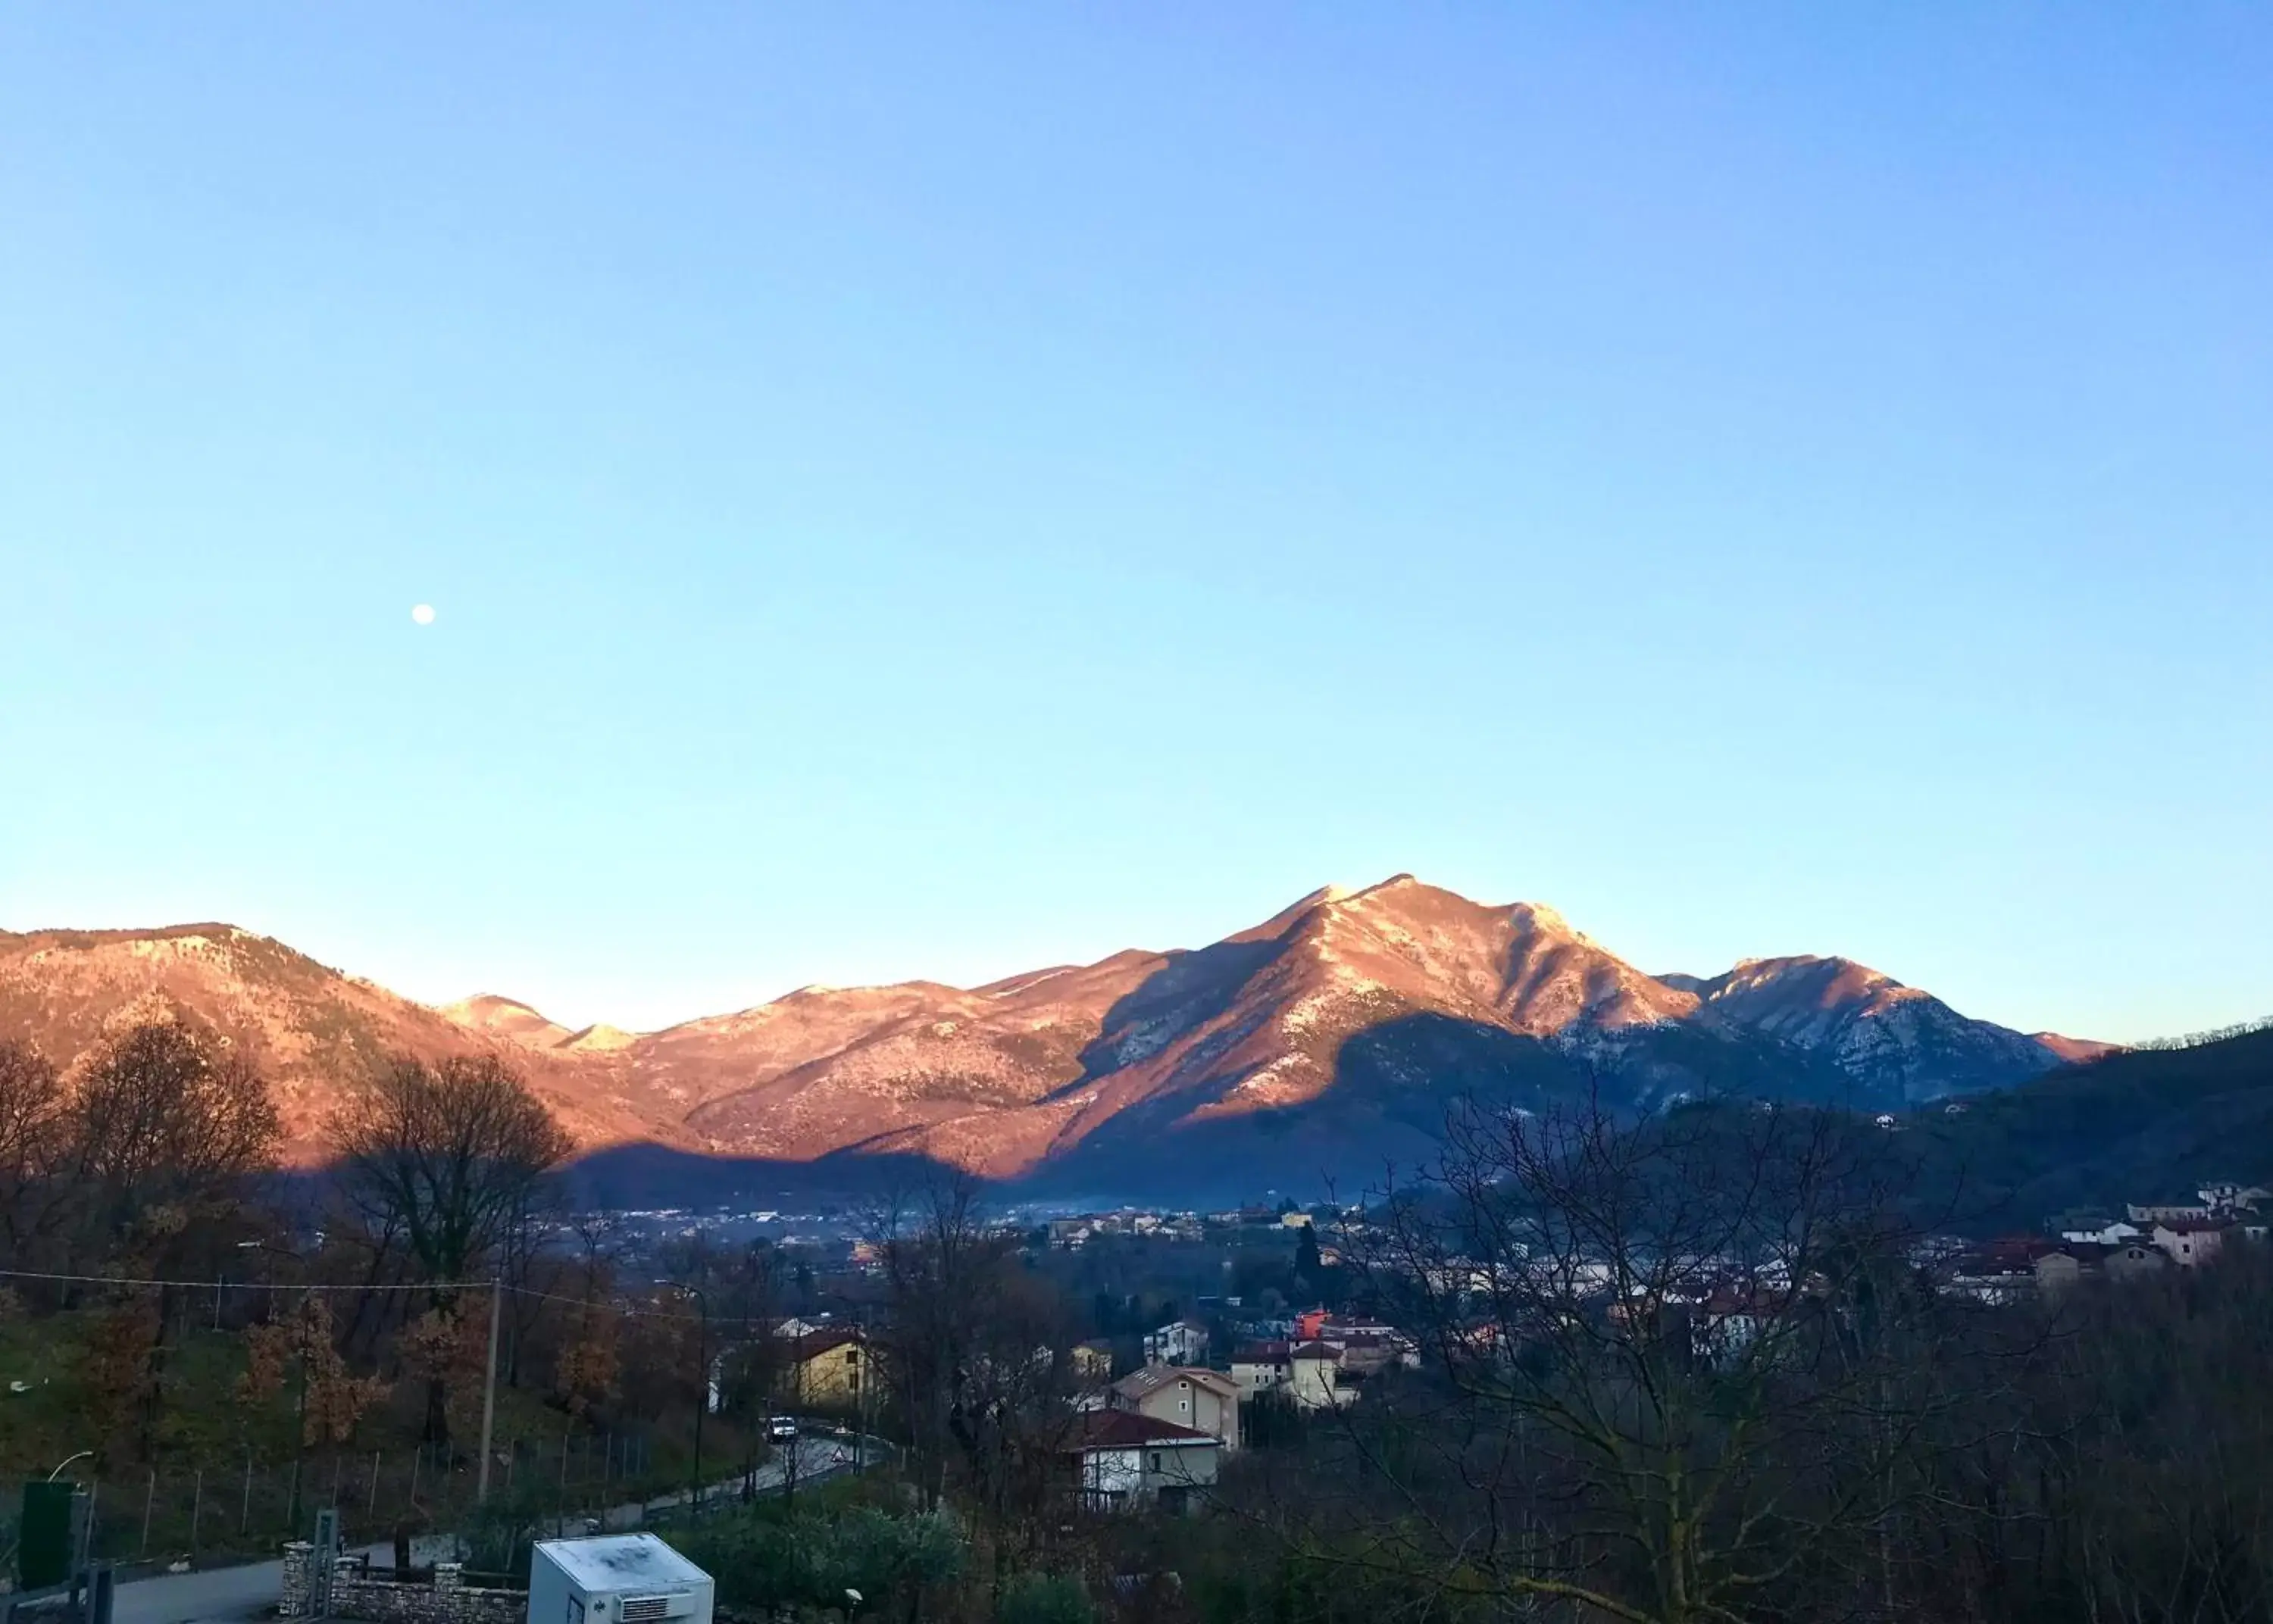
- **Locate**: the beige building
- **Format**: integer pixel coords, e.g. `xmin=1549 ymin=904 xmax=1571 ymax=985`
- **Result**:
xmin=2105 ymin=1242 xmax=2171 ymax=1281
xmin=777 ymin=1329 xmax=867 ymax=1404
xmin=2153 ymin=1220 xmax=2231 ymax=1268
xmin=2037 ymin=1241 xmax=2171 ymax=1292
xmin=1109 ymin=1364 xmax=1241 ymax=1451
xmin=1231 ymin=1340 xmax=1349 ymax=1411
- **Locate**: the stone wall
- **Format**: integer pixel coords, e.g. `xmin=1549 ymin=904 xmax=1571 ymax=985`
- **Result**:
xmin=280 ymin=1547 xmax=526 ymax=1624
xmin=281 ymin=1543 xmax=316 ymax=1619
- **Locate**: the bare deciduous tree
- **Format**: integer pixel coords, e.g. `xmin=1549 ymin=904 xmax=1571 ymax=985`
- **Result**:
xmin=1285 ymin=1095 xmax=2002 ymax=1624
xmin=331 ymin=1052 xmax=573 ymax=1290
xmin=871 ymin=1175 xmax=1001 ymax=1511
xmin=0 ymin=1038 xmax=67 ymax=1262
xmin=331 ymin=1051 xmax=572 ymax=1441
xmin=67 ymin=1018 xmax=280 ymax=1265
xmin=870 ymin=1174 xmax=1086 ymax=1607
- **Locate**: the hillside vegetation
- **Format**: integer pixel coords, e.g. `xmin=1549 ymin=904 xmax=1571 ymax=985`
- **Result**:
xmin=1913 ymin=1022 xmax=2273 ymax=1227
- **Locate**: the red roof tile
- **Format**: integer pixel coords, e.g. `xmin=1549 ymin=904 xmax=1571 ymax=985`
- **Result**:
xmin=1062 ymin=1410 xmax=1220 ymax=1451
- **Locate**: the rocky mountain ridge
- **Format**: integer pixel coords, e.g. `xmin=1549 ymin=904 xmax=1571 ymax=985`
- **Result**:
xmin=0 ymin=879 xmax=2106 ymax=1191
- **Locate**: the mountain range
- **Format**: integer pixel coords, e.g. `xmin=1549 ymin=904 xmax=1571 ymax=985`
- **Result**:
xmin=0 ymin=876 xmax=2114 ymax=1199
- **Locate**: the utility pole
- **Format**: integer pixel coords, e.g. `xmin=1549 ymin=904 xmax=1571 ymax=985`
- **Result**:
xmin=287 ymin=1322 xmax=308 ymax=1533
xmin=855 ymin=1305 xmax=871 ymax=1472
xmin=475 ymin=1278 xmax=502 ymax=1504
xmin=783 ymin=1349 xmax=801 ymax=1513
xmin=655 ymin=1278 xmax=711 ymax=1519
xmin=688 ymin=1286 xmax=709 ymax=1519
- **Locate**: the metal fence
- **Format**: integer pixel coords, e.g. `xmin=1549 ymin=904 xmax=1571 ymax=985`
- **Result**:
xmin=66 ymin=1432 xmax=679 ymax=1566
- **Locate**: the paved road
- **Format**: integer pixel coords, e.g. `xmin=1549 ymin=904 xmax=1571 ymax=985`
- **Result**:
xmin=111 ymin=1544 xmax=390 ymax=1624
xmin=596 ymin=1432 xmax=852 ymax=1529
xmin=111 ymin=1557 xmax=289 ymax=1624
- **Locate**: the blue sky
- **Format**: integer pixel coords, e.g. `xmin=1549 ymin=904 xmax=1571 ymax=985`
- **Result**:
xmin=2 ymin=7 xmax=2267 ymax=1042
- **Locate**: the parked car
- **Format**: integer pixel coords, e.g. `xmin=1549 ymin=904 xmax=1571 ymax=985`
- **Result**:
xmin=768 ymin=1415 xmax=799 ymax=1441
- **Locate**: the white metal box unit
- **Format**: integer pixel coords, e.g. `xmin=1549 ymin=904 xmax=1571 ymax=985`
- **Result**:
xmin=528 ymin=1535 xmax=714 ymax=1624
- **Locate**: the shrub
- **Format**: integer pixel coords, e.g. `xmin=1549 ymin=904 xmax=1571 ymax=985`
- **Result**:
xmin=997 ymin=1571 xmax=1096 ymax=1624
xmin=674 ymin=1504 xmax=965 ymax=1617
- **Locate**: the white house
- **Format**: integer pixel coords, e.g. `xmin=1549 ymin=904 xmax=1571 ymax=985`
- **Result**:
xmin=2198 ymin=1184 xmax=2269 ymax=1213
xmin=2059 ymin=1220 xmax=2143 ymax=1247
xmin=1143 ymin=1319 xmax=1210 ymax=1367
xmin=1061 ymin=1410 xmax=1221 ymax=1513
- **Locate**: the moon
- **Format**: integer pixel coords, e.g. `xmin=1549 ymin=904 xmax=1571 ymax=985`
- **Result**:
xmin=410 ymin=604 xmax=436 ymax=626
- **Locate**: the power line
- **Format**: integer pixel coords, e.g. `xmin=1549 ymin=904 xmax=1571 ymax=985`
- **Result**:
xmin=0 ymin=1265 xmax=483 ymax=1293
xmin=0 ymin=1266 xmax=715 ymax=1323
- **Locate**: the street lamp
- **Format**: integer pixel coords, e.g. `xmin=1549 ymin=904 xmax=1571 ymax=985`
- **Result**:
xmin=48 ymin=1451 xmax=92 ymax=1481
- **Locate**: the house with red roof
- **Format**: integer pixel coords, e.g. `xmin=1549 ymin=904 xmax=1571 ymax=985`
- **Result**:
xmin=1108 ymin=1363 xmax=1242 ymax=1451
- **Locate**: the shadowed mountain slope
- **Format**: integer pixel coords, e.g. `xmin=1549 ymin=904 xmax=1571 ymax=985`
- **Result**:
xmin=1659 ymin=954 xmax=2084 ymax=1103
xmin=1912 ymin=1021 xmax=2273 ymax=1228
